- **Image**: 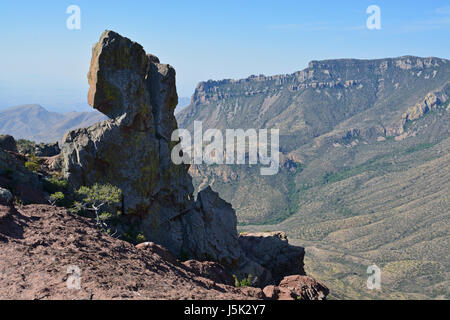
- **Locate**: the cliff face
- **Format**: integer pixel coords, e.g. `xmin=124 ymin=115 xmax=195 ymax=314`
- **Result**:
xmin=178 ymin=56 xmax=450 ymax=140
xmin=402 ymin=82 xmax=450 ymax=122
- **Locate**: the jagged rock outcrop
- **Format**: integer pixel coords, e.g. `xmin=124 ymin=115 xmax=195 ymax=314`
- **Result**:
xmin=402 ymin=82 xmax=450 ymax=122
xmin=59 ymin=31 xmax=316 ymax=291
xmin=0 ymin=135 xmax=17 ymax=153
xmin=0 ymin=149 xmax=46 ymax=204
xmin=60 ymin=30 xmax=244 ymax=268
xmin=34 ymin=142 xmax=60 ymax=157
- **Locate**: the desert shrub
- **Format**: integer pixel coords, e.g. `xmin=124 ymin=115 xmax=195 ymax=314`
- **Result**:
xmin=121 ymin=228 xmax=147 ymax=244
xmin=44 ymin=176 xmax=68 ymax=194
xmin=24 ymin=161 xmax=39 ymax=172
xmin=122 ymin=232 xmax=134 ymax=243
xmin=233 ymin=274 xmax=254 ymax=287
xmin=135 ymin=233 xmax=146 ymax=244
xmin=99 ymin=212 xmax=114 ymax=221
xmin=25 ymin=154 xmax=39 ymax=173
xmin=74 ymin=183 xmax=122 ymax=226
xmin=49 ymin=192 xmax=65 ymax=206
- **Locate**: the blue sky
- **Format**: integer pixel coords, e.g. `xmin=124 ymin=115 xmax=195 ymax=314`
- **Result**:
xmin=1 ymin=0 xmax=450 ymax=112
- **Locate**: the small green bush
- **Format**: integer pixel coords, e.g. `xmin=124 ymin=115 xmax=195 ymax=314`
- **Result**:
xmin=99 ymin=212 xmax=114 ymax=221
xmin=44 ymin=176 xmax=68 ymax=194
xmin=25 ymin=160 xmax=39 ymax=172
xmin=233 ymin=274 xmax=254 ymax=287
xmin=74 ymin=183 xmax=122 ymax=226
xmin=135 ymin=233 xmax=146 ymax=244
xmin=49 ymin=192 xmax=65 ymax=206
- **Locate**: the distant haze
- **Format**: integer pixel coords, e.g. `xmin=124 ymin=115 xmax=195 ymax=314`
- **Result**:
xmin=0 ymin=97 xmax=191 ymax=143
xmin=0 ymin=104 xmax=107 ymax=143
xmin=175 ymin=97 xmax=191 ymax=114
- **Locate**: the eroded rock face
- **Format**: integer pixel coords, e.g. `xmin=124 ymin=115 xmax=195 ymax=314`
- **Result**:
xmin=34 ymin=142 xmax=60 ymax=157
xmin=0 ymin=149 xmax=46 ymax=204
xmin=0 ymin=135 xmax=17 ymax=153
xmin=402 ymin=82 xmax=450 ymax=122
xmin=60 ymin=31 xmax=242 ymax=267
xmin=0 ymin=188 xmax=13 ymax=206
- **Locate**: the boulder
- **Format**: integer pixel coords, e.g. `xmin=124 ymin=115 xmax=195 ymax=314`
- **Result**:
xmin=136 ymin=241 xmax=179 ymax=265
xmin=262 ymin=285 xmax=295 ymax=300
xmin=0 ymin=135 xmax=17 ymax=153
xmin=277 ymin=275 xmax=329 ymax=300
xmin=236 ymin=287 xmax=265 ymax=299
xmin=262 ymin=275 xmax=329 ymax=300
xmin=239 ymin=231 xmax=305 ymax=286
xmin=0 ymin=188 xmax=13 ymax=205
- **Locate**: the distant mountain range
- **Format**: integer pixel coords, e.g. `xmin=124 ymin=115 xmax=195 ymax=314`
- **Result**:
xmin=0 ymin=96 xmax=191 ymax=143
xmin=177 ymin=56 xmax=450 ymax=299
xmin=0 ymin=104 xmax=107 ymax=143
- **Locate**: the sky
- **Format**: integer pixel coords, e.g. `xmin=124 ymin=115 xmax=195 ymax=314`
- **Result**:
xmin=0 ymin=0 xmax=450 ymax=112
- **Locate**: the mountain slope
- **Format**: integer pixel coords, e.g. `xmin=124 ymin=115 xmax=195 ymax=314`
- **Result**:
xmin=176 ymin=56 xmax=450 ymax=299
xmin=0 ymin=104 xmax=107 ymax=143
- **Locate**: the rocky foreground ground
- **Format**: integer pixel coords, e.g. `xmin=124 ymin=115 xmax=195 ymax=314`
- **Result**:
xmin=0 ymin=202 xmax=328 ymax=300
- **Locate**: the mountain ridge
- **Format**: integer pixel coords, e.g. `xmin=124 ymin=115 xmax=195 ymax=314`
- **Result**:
xmin=196 ymin=56 xmax=447 ymax=81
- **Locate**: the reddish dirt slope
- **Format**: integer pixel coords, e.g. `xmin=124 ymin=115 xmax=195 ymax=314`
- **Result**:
xmin=0 ymin=204 xmax=256 ymax=300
